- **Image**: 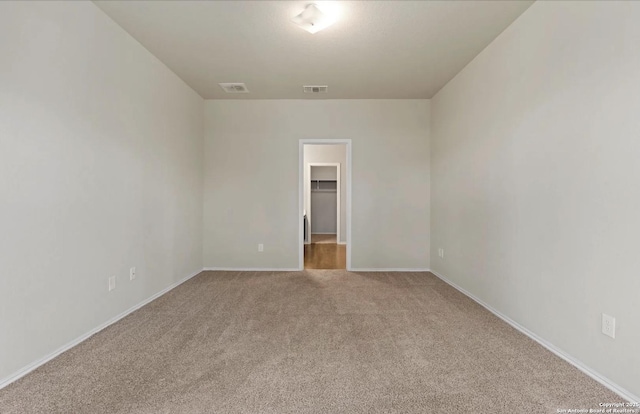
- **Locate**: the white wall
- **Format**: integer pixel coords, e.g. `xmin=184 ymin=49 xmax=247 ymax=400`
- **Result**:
xmin=0 ymin=2 xmax=204 ymax=384
xmin=203 ymin=100 xmax=430 ymax=270
xmin=304 ymin=145 xmax=346 ymax=242
xmin=431 ymin=1 xmax=640 ymax=398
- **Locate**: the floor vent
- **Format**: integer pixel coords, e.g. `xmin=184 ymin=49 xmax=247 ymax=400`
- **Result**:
xmin=303 ymin=85 xmax=328 ymax=93
xmin=219 ymin=83 xmax=249 ymax=93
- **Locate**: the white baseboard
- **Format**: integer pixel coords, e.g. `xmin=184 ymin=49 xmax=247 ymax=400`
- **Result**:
xmin=0 ymin=268 xmax=204 ymax=390
xmin=338 ymin=241 xmax=347 ymax=245
xmin=203 ymin=268 xmax=430 ymax=273
xmin=203 ymin=267 xmax=299 ymax=272
xmin=349 ymin=268 xmax=430 ymax=272
xmin=429 ymin=269 xmax=639 ymax=404
xmin=311 ymin=232 xmax=337 ymax=235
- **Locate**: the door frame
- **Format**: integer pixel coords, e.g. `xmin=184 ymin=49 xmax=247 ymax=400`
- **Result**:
xmin=306 ymin=163 xmax=340 ymax=245
xmin=299 ymin=139 xmax=352 ymax=271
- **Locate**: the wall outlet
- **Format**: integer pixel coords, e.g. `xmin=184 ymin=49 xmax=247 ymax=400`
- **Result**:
xmin=108 ymin=276 xmax=116 ymax=292
xmin=438 ymin=248 xmax=445 ymax=258
xmin=258 ymin=243 xmax=264 ymax=252
xmin=602 ymin=313 xmax=616 ymax=338
xmin=129 ymin=267 xmax=136 ymax=280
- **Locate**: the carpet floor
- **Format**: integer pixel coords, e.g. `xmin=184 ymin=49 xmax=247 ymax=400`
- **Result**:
xmin=0 ymin=271 xmax=622 ymax=413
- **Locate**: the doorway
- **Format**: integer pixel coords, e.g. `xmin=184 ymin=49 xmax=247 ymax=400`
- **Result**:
xmin=305 ymin=163 xmax=343 ymax=269
xmin=308 ymin=164 xmax=340 ymax=243
xmin=299 ymin=140 xmax=351 ymax=270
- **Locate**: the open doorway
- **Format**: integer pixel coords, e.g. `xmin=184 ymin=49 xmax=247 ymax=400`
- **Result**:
xmin=306 ymin=163 xmax=342 ymax=268
xmin=299 ymin=140 xmax=351 ymax=270
xmin=307 ymin=164 xmax=340 ymax=243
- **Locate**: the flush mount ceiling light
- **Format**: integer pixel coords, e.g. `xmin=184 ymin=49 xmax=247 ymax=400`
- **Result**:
xmin=291 ymin=3 xmax=336 ymax=34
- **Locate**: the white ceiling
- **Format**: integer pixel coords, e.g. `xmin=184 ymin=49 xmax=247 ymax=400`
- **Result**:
xmin=94 ymin=1 xmax=534 ymax=99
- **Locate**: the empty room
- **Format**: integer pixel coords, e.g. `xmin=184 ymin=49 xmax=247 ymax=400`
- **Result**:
xmin=1 ymin=1 xmax=638 ymax=413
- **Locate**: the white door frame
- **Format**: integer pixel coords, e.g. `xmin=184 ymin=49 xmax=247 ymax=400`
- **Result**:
xmin=307 ymin=163 xmax=340 ymax=244
xmin=299 ymin=139 xmax=352 ymax=271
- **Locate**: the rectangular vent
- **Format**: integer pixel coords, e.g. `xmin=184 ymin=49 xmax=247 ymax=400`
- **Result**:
xmin=219 ymin=83 xmax=249 ymax=93
xmin=303 ymin=85 xmax=328 ymax=93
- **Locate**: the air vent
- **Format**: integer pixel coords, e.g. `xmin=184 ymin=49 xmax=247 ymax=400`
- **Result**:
xmin=303 ymin=85 xmax=328 ymax=94
xmin=219 ymin=83 xmax=249 ymax=93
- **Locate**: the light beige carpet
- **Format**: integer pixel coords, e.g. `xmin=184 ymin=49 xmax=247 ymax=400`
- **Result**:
xmin=0 ymin=271 xmax=622 ymax=413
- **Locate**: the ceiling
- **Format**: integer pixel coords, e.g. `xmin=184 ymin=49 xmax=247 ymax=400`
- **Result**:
xmin=94 ymin=1 xmax=534 ymax=99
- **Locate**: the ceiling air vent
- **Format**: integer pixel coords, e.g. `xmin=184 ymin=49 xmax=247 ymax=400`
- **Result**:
xmin=219 ymin=83 xmax=249 ymax=93
xmin=303 ymin=85 xmax=328 ymax=94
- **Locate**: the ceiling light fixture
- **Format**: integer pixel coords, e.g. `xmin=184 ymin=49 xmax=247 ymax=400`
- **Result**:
xmin=291 ymin=3 xmax=336 ymax=34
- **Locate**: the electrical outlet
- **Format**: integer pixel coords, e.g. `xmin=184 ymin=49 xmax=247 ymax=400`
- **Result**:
xmin=602 ymin=314 xmax=615 ymax=338
xmin=108 ymin=276 xmax=116 ymax=292
xmin=129 ymin=267 xmax=136 ymax=280
xmin=438 ymin=248 xmax=445 ymax=258
xmin=258 ymin=243 xmax=264 ymax=252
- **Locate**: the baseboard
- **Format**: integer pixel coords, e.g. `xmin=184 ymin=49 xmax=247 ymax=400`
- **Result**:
xmin=338 ymin=241 xmax=347 ymax=245
xmin=0 ymin=268 xmax=204 ymax=390
xmin=349 ymin=268 xmax=431 ymax=272
xmin=203 ymin=267 xmax=429 ymax=273
xmin=311 ymin=232 xmax=337 ymax=235
xmin=429 ymin=269 xmax=639 ymax=403
xmin=202 ymin=267 xmax=299 ymax=272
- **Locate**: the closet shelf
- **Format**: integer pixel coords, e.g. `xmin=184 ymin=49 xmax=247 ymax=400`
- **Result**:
xmin=310 ymin=179 xmax=337 ymax=192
